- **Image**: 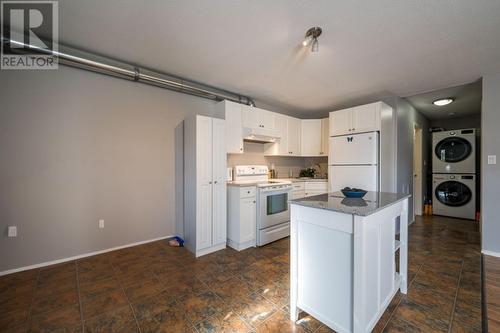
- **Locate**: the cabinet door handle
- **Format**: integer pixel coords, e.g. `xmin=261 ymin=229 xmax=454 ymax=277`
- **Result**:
xmin=214 ymin=181 xmax=218 ymax=184
xmin=209 ymin=181 xmax=213 ymax=184
xmin=240 ymin=147 xmax=243 ymax=151
xmin=247 ymin=191 xmax=251 ymax=193
xmin=253 ymin=200 xmax=256 ymax=203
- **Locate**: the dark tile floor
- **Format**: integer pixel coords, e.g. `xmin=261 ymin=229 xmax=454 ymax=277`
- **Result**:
xmin=0 ymin=215 xmax=481 ymax=332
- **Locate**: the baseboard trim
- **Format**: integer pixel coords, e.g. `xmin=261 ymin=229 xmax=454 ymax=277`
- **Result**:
xmin=0 ymin=234 xmax=174 ymax=277
xmin=227 ymin=239 xmax=256 ymax=252
xmin=195 ymin=243 xmax=226 ymax=257
xmin=482 ymin=250 xmax=500 ymax=258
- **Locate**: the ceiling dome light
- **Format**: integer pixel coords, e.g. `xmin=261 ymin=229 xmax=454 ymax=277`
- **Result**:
xmin=302 ymin=27 xmax=322 ymax=52
xmin=433 ymin=98 xmax=454 ymax=106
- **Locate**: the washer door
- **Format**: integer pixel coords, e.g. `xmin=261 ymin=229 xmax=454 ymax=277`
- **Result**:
xmin=435 ymin=181 xmax=472 ymax=207
xmin=434 ymin=137 xmax=472 ymax=163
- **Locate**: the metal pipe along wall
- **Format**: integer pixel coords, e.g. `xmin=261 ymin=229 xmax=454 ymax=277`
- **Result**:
xmin=2 ymin=38 xmax=255 ymax=106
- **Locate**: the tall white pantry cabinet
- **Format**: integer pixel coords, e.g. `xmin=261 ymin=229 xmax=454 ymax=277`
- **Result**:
xmin=184 ymin=115 xmax=227 ymax=257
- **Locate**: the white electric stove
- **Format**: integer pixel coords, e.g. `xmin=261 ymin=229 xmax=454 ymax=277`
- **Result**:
xmin=232 ymin=165 xmax=292 ymax=246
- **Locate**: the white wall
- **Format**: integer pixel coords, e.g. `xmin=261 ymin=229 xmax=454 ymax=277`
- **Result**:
xmin=385 ymin=97 xmax=430 ymax=222
xmin=430 ymin=114 xmax=481 ymax=130
xmin=481 ymin=73 xmax=500 ymax=255
xmin=0 ymin=66 xmax=222 ymax=272
xmin=400 ymin=98 xmax=430 ymax=221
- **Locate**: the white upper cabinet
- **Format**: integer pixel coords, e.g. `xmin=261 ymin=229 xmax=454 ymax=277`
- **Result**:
xmin=260 ymin=110 xmax=276 ymax=130
xmin=218 ymin=100 xmax=244 ymax=154
xmin=264 ymin=115 xmax=301 ymax=156
xmin=301 ymin=119 xmax=322 ymax=156
xmin=220 ymin=102 xmax=331 ymax=157
xmin=274 ymin=113 xmax=289 ymax=155
xmin=330 ymin=102 xmax=382 ymax=136
xmin=242 ymin=105 xmax=259 ymax=129
xmin=242 ymin=106 xmax=276 ymax=131
xmin=287 ymin=117 xmax=302 ymax=156
xmin=352 ymin=103 xmax=381 ymax=134
xmin=330 ymin=108 xmax=353 ymax=136
xmin=321 ymin=118 xmax=329 ymax=156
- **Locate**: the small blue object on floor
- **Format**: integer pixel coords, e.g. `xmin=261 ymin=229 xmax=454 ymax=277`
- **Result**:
xmin=168 ymin=236 xmax=185 ymax=247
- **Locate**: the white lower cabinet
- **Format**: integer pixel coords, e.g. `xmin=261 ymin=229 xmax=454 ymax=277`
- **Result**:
xmin=184 ymin=115 xmax=227 ymax=257
xmin=291 ymin=182 xmax=305 ymax=199
xmin=227 ymin=186 xmax=256 ymax=251
xmin=304 ymin=182 xmax=328 ymax=197
xmin=291 ymin=181 xmax=328 ymax=199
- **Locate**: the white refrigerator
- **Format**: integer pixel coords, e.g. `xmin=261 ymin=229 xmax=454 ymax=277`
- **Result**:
xmin=329 ymin=132 xmax=379 ymax=192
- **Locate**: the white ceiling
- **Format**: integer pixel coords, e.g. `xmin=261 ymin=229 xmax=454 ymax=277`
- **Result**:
xmin=58 ymin=0 xmax=500 ymax=117
xmin=405 ymin=81 xmax=481 ymax=120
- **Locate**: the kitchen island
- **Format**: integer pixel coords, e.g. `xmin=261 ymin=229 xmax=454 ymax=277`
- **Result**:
xmin=289 ymin=192 xmax=410 ymax=333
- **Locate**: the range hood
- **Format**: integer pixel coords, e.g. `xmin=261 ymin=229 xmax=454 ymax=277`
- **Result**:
xmin=242 ymin=127 xmax=281 ymax=143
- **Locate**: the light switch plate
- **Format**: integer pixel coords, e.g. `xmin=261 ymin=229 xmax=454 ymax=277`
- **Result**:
xmin=488 ymin=155 xmax=497 ymax=165
xmin=8 ymin=226 xmax=17 ymax=237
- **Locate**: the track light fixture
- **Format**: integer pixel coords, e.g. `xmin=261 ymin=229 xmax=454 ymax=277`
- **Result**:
xmin=302 ymin=27 xmax=322 ymax=52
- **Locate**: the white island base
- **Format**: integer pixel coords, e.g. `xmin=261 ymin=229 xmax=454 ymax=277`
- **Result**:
xmin=290 ymin=196 xmax=409 ymax=333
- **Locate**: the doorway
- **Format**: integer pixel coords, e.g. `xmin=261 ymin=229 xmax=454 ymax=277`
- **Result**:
xmin=413 ymin=125 xmax=423 ymax=219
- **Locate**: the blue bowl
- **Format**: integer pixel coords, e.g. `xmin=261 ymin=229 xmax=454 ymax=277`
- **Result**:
xmin=341 ymin=189 xmax=367 ymax=198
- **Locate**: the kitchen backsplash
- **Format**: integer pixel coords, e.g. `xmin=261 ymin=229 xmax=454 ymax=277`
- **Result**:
xmin=227 ymin=142 xmax=328 ymax=178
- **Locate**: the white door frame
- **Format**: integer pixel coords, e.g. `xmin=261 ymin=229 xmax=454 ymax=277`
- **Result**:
xmin=413 ymin=124 xmax=423 ymax=218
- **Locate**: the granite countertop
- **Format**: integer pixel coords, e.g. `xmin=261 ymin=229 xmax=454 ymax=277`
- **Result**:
xmin=227 ymin=178 xmax=327 ymax=187
xmin=290 ymin=191 xmax=411 ymax=216
xmin=276 ymin=178 xmax=328 ymax=183
xmin=227 ymin=182 xmax=259 ymax=187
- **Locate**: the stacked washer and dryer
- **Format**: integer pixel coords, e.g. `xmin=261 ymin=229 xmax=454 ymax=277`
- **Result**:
xmin=432 ymin=129 xmax=477 ymax=220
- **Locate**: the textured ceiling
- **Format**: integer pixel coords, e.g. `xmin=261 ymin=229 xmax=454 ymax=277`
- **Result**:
xmin=57 ymin=0 xmax=500 ymax=117
xmin=405 ymin=81 xmax=481 ymax=120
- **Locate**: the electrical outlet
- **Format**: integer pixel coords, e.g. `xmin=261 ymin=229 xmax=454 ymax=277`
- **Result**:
xmin=98 ymin=219 xmax=104 ymax=229
xmin=8 ymin=226 xmax=17 ymax=237
xmin=488 ymin=155 xmax=497 ymax=165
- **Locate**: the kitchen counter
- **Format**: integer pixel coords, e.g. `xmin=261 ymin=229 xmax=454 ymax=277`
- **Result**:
xmin=226 ymin=182 xmax=259 ymax=187
xmin=227 ymin=178 xmax=327 ymax=187
xmin=276 ymin=178 xmax=328 ymax=183
xmin=290 ymin=191 xmax=409 ymax=332
xmin=290 ymin=191 xmax=410 ymax=216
